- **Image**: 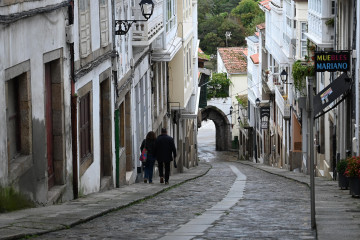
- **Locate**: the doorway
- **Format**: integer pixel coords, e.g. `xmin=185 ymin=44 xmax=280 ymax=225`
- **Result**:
xmin=100 ymin=78 xmax=112 ymax=183
xmin=45 ymin=59 xmax=65 ymax=190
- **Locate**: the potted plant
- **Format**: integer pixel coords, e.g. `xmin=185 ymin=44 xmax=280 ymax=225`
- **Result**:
xmin=336 ymin=159 xmax=349 ymax=190
xmin=344 ymin=156 xmax=360 ymax=196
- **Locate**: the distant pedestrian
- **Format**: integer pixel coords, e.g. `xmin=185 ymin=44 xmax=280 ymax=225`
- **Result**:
xmin=140 ymin=131 xmax=157 ymax=184
xmin=155 ymin=128 xmax=177 ymax=184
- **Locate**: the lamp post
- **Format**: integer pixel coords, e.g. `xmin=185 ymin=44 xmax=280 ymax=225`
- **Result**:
xmin=308 ymin=76 xmax=316 ymax=229
xmin=238 ymin=115 xmax=241 ymax=159
xmin=280 ymin=69 xmax=288 ymax=83
xmin=115 ymin=0 xmax=154 ymax=35
xmin=281 ymin=69 xmax=288 ymax=167
xmin=255 ymin=98 xmax=261 ymax=163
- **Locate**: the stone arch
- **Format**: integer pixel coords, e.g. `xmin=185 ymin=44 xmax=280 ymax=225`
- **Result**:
xmin=199 ymin=105 xmax=231 ymax=151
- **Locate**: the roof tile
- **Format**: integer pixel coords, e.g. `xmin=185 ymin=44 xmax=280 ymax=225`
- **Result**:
xmin=218 ymin=47 xmax=248 ymax=74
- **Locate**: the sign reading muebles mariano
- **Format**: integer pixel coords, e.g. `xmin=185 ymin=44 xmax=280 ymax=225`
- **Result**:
xmin=314 ymin=51 xmax=350 ymax=72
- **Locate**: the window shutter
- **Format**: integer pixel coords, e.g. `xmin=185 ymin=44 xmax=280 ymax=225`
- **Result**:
xmin=80 ymin=0 xmax=91 ymax=58
xmin=100 ymin=2 xmax=109 ymax=47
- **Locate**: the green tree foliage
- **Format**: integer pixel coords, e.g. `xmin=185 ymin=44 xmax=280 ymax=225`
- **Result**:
xmin=199 ymin=15 xmax=245 ymax=54
xmin=202 ymin=33 xmax=224 ymax=54
xmin=207 ymin=73 xmax=232 ymax=99
xmin=198 ymin=0 xmax=264 ymax=56
xmin=231 ymin=0 xmax=265 ymax=35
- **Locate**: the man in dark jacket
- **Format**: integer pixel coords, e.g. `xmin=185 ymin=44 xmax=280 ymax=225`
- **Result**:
xmin=155 ymin=128 xmax=177 ymax=184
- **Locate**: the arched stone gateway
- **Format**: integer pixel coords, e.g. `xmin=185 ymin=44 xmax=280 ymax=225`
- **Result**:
xmin=199 ymin=105 xmax=231 ymax=151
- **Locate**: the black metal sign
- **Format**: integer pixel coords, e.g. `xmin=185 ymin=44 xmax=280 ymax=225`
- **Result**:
xmin=314 ymin=51 xmax=350 ymax=72
xmin=260 ymin=107 xmax=270 ymax=118
xmin=313 ymin=73 xmax=351 ymax=116
xmin=260 ymin=107 xmax=270 ymax=129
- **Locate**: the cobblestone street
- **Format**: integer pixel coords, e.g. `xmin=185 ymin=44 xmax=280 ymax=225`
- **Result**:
xmin=36 ymin=145 xmax=315 ymax=239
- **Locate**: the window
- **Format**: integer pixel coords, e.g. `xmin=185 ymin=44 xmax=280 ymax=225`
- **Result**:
xmin=331 ymin=1 xmax=336 ymax=15
xmin=99 ymin=0 xmax=109 ymax=47
xmin=6 ymin=78 xmax=21 ymax=160
xmin=6 ymin=72 xmax=32 ymax=161
xmin=80 ymin=92 xmax=91 ymax=162
xmin=166 ymin=0 xmax=175 ymax=32
xmin=119 ymin=102 xmax=125 ymax=147
xmin=163 ymin=63 xmax=167 ymax=109
xmin=157 ymin=63 xmax=162 ymax=112
xmin=79 ymin=0 xmax=91 ymax=57
xmin=286 ymin=17 xmax=291 ymax=28
xmin=153 ymin=64 xmax=158 ymax=119
xmin=300 ymin=22 xmax=307 ymax=58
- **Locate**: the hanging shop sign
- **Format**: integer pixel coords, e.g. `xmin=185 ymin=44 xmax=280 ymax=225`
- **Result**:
xmin=313 ymin=72 xmax=351 ymax=116
xmin=314 ymin=51 xmax=350 ymax=72
xmin=260 ymin=107 xmax=270 ymax=129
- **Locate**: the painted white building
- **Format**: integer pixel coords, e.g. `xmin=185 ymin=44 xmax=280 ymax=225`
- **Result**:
xmin=306 ymin=0 xmax=352 ymax=179
xmin=0 ymin=0 xmax=199 ymax=206
xmin=0 ymin=0 xmax=73 ymax=204
xmin=114 ymin=0 xmax=199 ymax=182
xmin=258 ymin=0 xmax=308 ymax=170
xmin=217 ymin=47 xmax=248 ymax=150
xmin=72 ymin=0 xmax=115 ymax=195
xmin=167 ymin=0 xmax=199 ymax=170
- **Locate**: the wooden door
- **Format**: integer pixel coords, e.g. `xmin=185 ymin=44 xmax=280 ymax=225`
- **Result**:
xmin=46 ymin=64 xmax=55 ymax=189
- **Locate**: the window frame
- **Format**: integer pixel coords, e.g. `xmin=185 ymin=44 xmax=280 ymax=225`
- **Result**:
xmin=77 ymin=82 xmax=93 ymax=176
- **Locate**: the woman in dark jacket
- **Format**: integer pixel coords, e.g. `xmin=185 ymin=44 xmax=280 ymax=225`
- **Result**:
xmin=140 ymin=131 xmax=156 ymax=183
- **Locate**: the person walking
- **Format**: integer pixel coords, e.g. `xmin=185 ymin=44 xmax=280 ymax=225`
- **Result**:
xmin=155 ymin=128 xmax=177 ymax=184
xmin=140 ymin=131 xmax=157 ymax=184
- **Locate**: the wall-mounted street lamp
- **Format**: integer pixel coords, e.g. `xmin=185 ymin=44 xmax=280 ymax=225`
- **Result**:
xmin=230 ymin=106 xmax=233 ymax=115
xmin=255 ymin=98 xmax=261 ymax=108
xmin=280 ymin=69 xmax=292 ymax=84
xmin=115 ymin=0 xmax=154 ymax=35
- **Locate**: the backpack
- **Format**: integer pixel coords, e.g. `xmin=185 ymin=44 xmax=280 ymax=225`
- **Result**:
xmin=139 ymin=141 xmax=147 ymax=163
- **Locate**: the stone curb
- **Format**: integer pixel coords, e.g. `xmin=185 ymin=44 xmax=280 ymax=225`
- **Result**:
xmin=0 ymin=162 xmax=212 ymax=240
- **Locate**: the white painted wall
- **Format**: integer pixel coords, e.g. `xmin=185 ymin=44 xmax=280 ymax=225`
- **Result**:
xmin=76 ymin=60 xmax=112 ymax=195
xmin=130 ymin=55 xmax=151 ymax=184
xmin=0 ymin=3 xmax=71 ymax=188
xmin=73 ymin=0 xmax=114 ymax=194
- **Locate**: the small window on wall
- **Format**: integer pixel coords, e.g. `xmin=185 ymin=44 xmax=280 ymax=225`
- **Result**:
xmin=99 ymin=0 xmax=109 ymax=47
xmin=80 ymin=92 xmax=91 ymax=162
xmin=6 ymin=73 xmax=32 ymax=162
xmin=300 ymin=22 xmax=307 ymax=58
xmin=166 ymin=0 xmax=175 ymax=32
xmin=6 ymin=78 xmax=21 ymax=160
xmin=79 ymin=0 xmax=91 ymax=58
xmin=119 ymin=102 xmax=125 ymax=148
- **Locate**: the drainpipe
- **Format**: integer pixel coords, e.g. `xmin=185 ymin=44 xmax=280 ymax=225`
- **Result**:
xmin=115 ymin=109 xmax=120 ymax=187
xmin=111 ymin=0 xmax=120 ymax=187
xmin=356 ymin=0 xmax=360 ymax=155
xmin=68 ymin=0 xmax=78 ymax=199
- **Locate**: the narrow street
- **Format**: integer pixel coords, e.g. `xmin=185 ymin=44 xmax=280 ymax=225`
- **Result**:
xmin=35 ymin=122 xmax=315 ymax=239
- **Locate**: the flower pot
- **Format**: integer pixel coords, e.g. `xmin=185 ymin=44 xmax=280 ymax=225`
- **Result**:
xmin=349 ymin=177 xmax=360 ymax=197
xmin=338 ymin=173 xmax=349 ymax=190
